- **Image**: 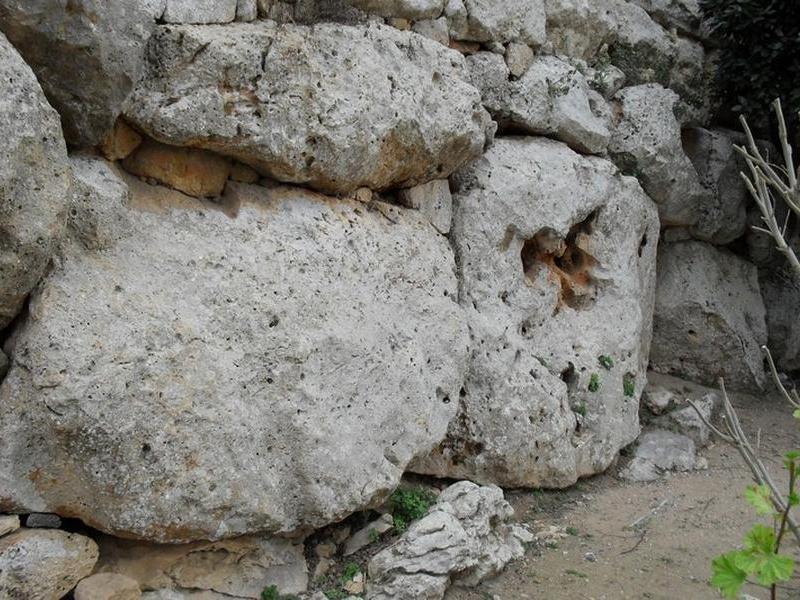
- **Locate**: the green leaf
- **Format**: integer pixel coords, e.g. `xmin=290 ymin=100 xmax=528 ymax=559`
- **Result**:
xmin=756 ymin=553 xmax=794 ymax=586
xmin=744 ymin=524 xmax=776 ymax=554
xmin=789 ymin=492 xmax=800 ymax=507
xmin=793 ymin=408 xmax=800 ymax=420
xmin=711 ymin=552 xmax=748 ymax=599
xmin=744 ymin=485 xmax=775 ymax=516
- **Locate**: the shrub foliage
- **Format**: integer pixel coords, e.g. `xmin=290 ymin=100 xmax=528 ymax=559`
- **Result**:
xmin=700 ymin=0 xmax=800 ymax=131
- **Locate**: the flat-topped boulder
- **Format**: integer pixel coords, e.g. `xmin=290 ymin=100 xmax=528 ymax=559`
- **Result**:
xmin=125 ymin=22 xmax=493 ymax=195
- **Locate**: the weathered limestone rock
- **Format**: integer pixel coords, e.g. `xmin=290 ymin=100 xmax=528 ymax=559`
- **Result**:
xmin=651 ymin=241 xmax=767 ymax=390
xmin=0 ymin=515 xmax=19 ymax=537
xmin=100 ymin=120 xmax=144 ymax=162
xmin=0 ymin=0 xmax=165 ymax=146
xmin=412 ymin=17 xmax=450 ymax=46
xmin=467 ymin=52 xmax=611 ymax=155
xmin=122 ymin=139 xmax=232 ymax=198
xmin=25 ymin=512 xmax=62 ymax=529
xmin=681 ymin=127 xmax=749 ymax=244
xmin=95 ymin=534 xmax=307 ymax=598
xmin=608 ymin=0 xmax=676 ymax=86
xmin=669 ymin=36 xmax=711 ymax=126
xmin=397 ymin=179 xmax=453 ymax=235
xmin=620 ymin=429 xmax=698 ymax=482
xmin=0 ymin=159 xmax=469 ymax=542
xmin=0 ymin=33 xmax=71 ymax=329
xmin=348 ymin=0 xmax=445 ymax=19
xmin=163 ymin=0 xmax=237 ymax=23
xmin=75 ymin=573 xmax=142 ymax=600
xmin=126 ymin=22 xmax=492 ymax=195
xmin=344 ymin=514 xmax=394 ymax=556
xmin=0 ymin=529 xmax=99 ymax=599
xmin=630 ymin=0 xmax=702 ymax=36
xmin=367 ymin=482 xmax=529 ymax=599
xmin=505 ymin=42 xmax=534 ymax=78
xmin=609 ymin=84 xmax=708 ymax=227
xmin=236 ymin=0 xmax=258 ymax=21
xmin=412 ymin=138 xmax=660 ymax=488
xmin=544 ymin=0 xmax=619 ymax=60
xmin=643 ymin=372 xmax=719 ymax=446
xmin=456 ymin=0 xmax=546 ymax=45
xmin=760 ymin=268 xmax=800 ymax=373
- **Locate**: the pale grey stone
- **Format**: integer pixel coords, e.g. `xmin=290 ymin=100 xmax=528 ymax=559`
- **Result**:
xmin=96 ymin=533 xmax=307 ymax=598
xmin=126 ymin=22 xmax=492 ymax=195
xmin=630 ymin=0 xmax=701 ymax=36
xmin=397 ymin=179 xmax=453 ymax=235
xmin=367 ymin=482 xmax=526 ymax=599
xmin=412 ymin=137 xmax=660 ymax=488
xmin=236 ymin=0 xmax=258 ymax=21
xmin=652 ymin=395 xmax=716 ymax=446
xmin=505 ymin=42 xmax=534 ymax=78
xmin=74 ymin=573 xmax=142 ymax=600
xmin=457 ymin=0 xmax=546 ymax=45
xmin=0 ymin=160 xmax=470 ymax=542
xmin=0 ymin=0 xmax=165 ymax=146
xmin=620 ymin=429 xmax=697 ymax=482
xmin=347 ymin=0 xmax=445 ymax=19
xmin=444 ymin=0 xmax=468 ymax=37
xmin=669 ymin=36 xmax=711 ymax=126
xmin=609 ymin=84 xmax=708 ymax=227
xmin=412 ymin=17 xmax=450 ymax=46
xmin=760 ymin=267 xmax=800 ymax=373
xmin=0 ymin=33 xmax=71 ymax=329
xmin=651 ymin=241 xmax=767 ymax=390
xmin=682 ymin=127 xmax=749 ymax=244
xmin=163 ymin=0 xmax=237 ymax=23
xmin=0 ymin=529 xmax=98 ymax=599
xmin=467 ymin=53 xmax=611 ymax=154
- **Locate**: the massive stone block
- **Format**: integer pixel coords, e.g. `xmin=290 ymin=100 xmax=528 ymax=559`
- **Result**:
xmin=125 ymin=22 xmax=493 ymax=195
xmin=411 ymin=137 xmax=660 ymax=487
xmin=0 ymin=33 xmax=71 ymax=329
xmin=0 ymin=0 xmax=165 ymax=147
xmin=0 ymin=157 xmax=470 ymax=542
xmin=651 ymin=241 xmax=767 ymax=390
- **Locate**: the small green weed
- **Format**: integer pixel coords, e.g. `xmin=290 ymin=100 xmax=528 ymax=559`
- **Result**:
xmin=341 ymin=562 xmax=361 ymax=583
xmin=390 ymin=487 xmax=436 ymax=532
xmin=261 ymin=586 xmax=297 ymax=600
xmin=324 ymin=590 xmax=346 ymax=600
xmin=588 ymin=373 xmax=601 ymax=393
xmin=573 ymin=402 xmax=586 ymax=417
xmin=623 ymin=373 xmax=635 ymax=397
xmin=598 ymin=355 xmax=614 ymax=370
xmin=368 ymin=528 xmax=380 ymax=543
xmin=565 ymin=568 xmax=587 ymax=578
xmin=566 ymin=526 xmax=579 ymax=536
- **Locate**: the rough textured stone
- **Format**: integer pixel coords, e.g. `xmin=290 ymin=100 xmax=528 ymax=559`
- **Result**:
xmin=467 ymin=52 xmax=610 ymax=155
xmin=412 ymin=17 xmax=450 ymax=46
xmin=0 ymin=33 xmax=71 ymax=329
xmin=412 ymin=138 xmax=660 ymax=488
xmin=95 ymin=534 xmax=307 ymax=598
xmin=455 ymin=0 xmax=546 ymax=45
xmin=163 ymin=0 xmax=236 ymax=23
xmin=760 ymin=267 xmax=800 ymax=373
xmin=348 ymin=0 xmax=445 ymax=19
xmin=344 ymin=513 xmax=394 ymax=556
xmin=397 ymin=179 xmax=453 ymax=235
xmin=0 ymin=159 xmax=469 ymax=542
xmin=122 ymin=139 xmax=232 ymax=198
xmin=630 ymin=0 xmax=701 ymax=36
xmin=75 ymin=573 xmax=142 ymax=600
xmin=619 ymin=429 xmax=698 ymax=482
xmin=669 ymin=36 xmax=711 ymax=126
xmin=651 ymin=241 xmax=767 ymax=390
xmin=367 ymin=482 xmax=528 ymax=599
xmin=25 ymin=512 xmax=62 ymax=529
xmin=100 ymin=120 xmax=144 ymax=162
xmin=126 ymin=22 xmax=492 ymax=195
xmin=0 ymin=0 xmax=165 ymax=147
xmin=682 ymin=127 xmax=749 ymax=244
xmin=236 ymin=0 xmax=258 ymax=21
xmin=504 ymin=42 xmax=534 ymax=78
xmin=610 ymin=84 xmax=708 ymax=227
xmin=643 ymin=372 xmax=719 ymax=446
xmin=0 ymin=515 xmax=19 ymax=537
xmin=544 ymin=0 xmax=619 ymax=60
xmin=0 ymin=529 xmax=98 ymax=599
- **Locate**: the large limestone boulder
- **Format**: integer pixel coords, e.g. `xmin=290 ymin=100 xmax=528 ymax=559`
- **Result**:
xmin=0 ymin=0 xmax=164 ymax=147
xmin=0 ymin=157 xmax=470 ymax=542
xmin=0 ymin=33 xmax=71 ymax=329
xmin=630 ymin=0 xmax=702 ymax=36
xmin=760 ymin=267 xmax=800 ymax=373
xmin=347 ymin=0 xmax=445 ymax=19
xmin=367 ymin=481 xmax=529 ymax=600
xmin=412 ymin=137 xmax=660 ymax=488
xmin=682 ymin=127 xmax=749 ymax=244
xmin=125 ymin=22 xmax=492 ymax=195
xmin=609 ymin=84 xmax=708 ymax=227
xmin=0 ymin=529 xmax=99 ymax=599
xmin=95 ymin=534 xmax=307 ymax=598
xmin=651 ymin=241 xmax=767 ymax=390
xmin=466 ymin=52 xmax=611 ymax=155
xmin=455 ymin=0 xmax=546 ymax=45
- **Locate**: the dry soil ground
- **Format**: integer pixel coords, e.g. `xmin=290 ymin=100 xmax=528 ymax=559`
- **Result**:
xmin=446 ymin=391 xmax=800 ymax=600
